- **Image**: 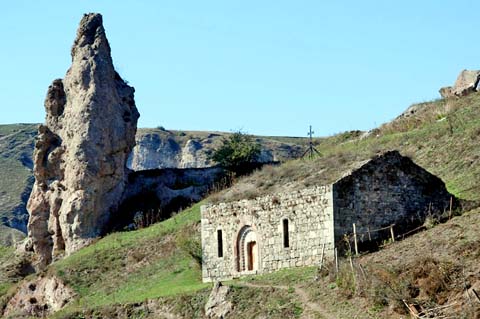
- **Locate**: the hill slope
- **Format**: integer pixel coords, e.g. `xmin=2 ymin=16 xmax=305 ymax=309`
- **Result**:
xmin=0 ymin=125 xmax=307 ymax=241
xmin=212 ymin=93 xmax=480 ymax=204
xmin=0 ymin=124 xmax=36 ymax=234
xmin=1 ymin=92 xmax=479 ymax=318
xmin=0 ymin=203 xmax=305 ymax=318
xmin=2 ymin=202 xmax=478 ymax=318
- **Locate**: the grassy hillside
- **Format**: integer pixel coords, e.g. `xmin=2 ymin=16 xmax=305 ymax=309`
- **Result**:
xmin=0 ymin=124 xmax=308 ymax=241
xmin=53 ymin=202 xmax=206 ymax=309
xmin=0 ymin=246 xmax=15 ymax=297
xmin=238 ymin=207 xmax=480 ymax=318
xmin=18 ymin=203 xmax=479 ymax=318
xmin=0 ymin=124 xmax=36 ymax=234
xmin=212 ymin=93 xmax=480 ymax=203
xmin=0 ymin=244 xmax=32 ymax=309
xmin=43 ymin=202 xmax=303 ymax=319
xmin=1 ymin=93 xmax=480 ymax=318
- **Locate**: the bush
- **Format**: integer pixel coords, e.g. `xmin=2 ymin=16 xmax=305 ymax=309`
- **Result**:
xmin=209 ymin=131 xmax=261 ymax=176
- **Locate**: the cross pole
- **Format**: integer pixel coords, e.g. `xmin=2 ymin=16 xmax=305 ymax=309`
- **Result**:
xmin=301 ymin=125 xmax=321 ymax=159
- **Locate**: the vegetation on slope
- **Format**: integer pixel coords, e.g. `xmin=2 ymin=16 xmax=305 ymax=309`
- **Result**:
xmin=0 ymin=246 xmax=15 ymax=297
xmin=2 ymin=92 xmax=480 ymax=318
xmin=0 ymin=124 xmax=307 ymax=240
xmin=209 ymin=131 xmax=261 ymax=176
xmin=0 ymin=124 xmax=36 ymax=234
xmin=0 ymin=244 xmax=32 ymax=310
xmin=52 ymin=203 xmax=206 ymax=311
xmin=46 ymin=202 xmax=304 ymax=319
xmin=212 ymin=93 xmax=480 ymax=203
xmin=239 ymin=208 xmax=480 ymax=318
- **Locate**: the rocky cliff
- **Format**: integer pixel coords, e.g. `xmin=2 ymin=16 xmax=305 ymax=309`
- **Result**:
xmin=26 ymin=13 xmax=139 ymax=268
xmin=0 ymin=126 xmax=304 ymax=245
xmin=110 ymin=166 xmax=225 ymax=231
xmin=128 ymin=129 xmax=303 ymax=170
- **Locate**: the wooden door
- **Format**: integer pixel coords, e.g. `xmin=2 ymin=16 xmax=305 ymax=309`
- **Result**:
xmin=247 ymin=241 xmax=256 ymax=271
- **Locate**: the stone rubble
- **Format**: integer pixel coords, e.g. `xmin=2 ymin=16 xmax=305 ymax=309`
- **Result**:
xmin=205 ymin=281 xmax=233 ymax=319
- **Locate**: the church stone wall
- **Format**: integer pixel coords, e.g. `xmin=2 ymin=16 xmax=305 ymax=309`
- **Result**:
xmin=201 ymin=151 xmax=457 ymax=283
xmin=332 ymin=151 xmax=455 ymax=246
xmin=201 ymin=185 xmax=335 ymax=283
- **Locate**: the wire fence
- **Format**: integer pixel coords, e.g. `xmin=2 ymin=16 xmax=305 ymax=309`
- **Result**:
xmin=338 ymin=196 xmax=458 ymax=255
xmin=341 ymin=222 xmax=431 ymax=256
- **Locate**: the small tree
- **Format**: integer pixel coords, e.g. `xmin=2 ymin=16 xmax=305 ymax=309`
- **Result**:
xmin=210 ymin=131 xmax=261 ymax=176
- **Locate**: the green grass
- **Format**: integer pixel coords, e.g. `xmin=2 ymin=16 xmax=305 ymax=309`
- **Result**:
xmin=52 ymin=202 xmax=209 ymax=314
xmin=50 ymin=202 xmax=310 ymax=318
xmin=0 ymin=245 xmax=16 ymax=298
xmin=0 ymin=283 xmax=11 ymax=298
xmin=3 ymin=93 xmax=480 ymax=317
xmin=240 ymin=266 xmax=318 ymax=286
xmin=0 ymin=245 xmax=14 ymax=258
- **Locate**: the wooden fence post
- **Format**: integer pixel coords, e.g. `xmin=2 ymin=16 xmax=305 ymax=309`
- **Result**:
xmin=353 ymin=223 xmax=359 ymax=256
xmin=449 ymin=196 xmax=453 ymax=220
xmin=335 ymin=247 xmax=339 ymax=275
xmin=390 ymin=225 xmax=395 ymax=242
xmin=349 ymin=254 xmax=356 ymax=290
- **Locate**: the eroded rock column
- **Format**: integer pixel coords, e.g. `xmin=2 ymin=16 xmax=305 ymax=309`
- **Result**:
xmin=27 ymin=13 xmax=139 ymax=268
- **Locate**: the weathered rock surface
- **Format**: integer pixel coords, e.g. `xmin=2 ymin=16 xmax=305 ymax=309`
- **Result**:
xmin=397 ymin=102 xmax=425 ymax=119
xmin=0 ymin=125 xmax=304 ymax=243
xmin=439 ymin=86 xmax=453 ymax=99
xmin=205 ymin=281 xmax=232 ymax=319
xmin=3 ymin=276 xmax=75 ymax=317
xmin=439 ymin=69 xmax=480 ymax=98
xmin=27 ymin=13 xmax=139 ymax=268
xmin=110 ymin=167 xmax=225 ymax=231
xmin=128 ymin=130 xmax=303 ymax=170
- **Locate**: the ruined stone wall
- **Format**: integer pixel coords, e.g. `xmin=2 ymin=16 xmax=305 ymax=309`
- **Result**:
xmin=201 ymin=186 xmax=334 ymax=282
xmin=332 ymin=151 xmax=454 ymax=246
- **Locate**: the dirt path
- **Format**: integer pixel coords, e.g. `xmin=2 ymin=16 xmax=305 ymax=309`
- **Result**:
xmin=236 ymin=282 xmax=337 ymax=319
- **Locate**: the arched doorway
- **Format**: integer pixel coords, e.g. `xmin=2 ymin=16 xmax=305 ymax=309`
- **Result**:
xmin=236 ymin=226 xmax=259 ymax=272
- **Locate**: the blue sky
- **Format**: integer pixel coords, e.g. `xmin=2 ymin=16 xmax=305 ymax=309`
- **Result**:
xmin=1 ymin=1 xmax=479 ymax=137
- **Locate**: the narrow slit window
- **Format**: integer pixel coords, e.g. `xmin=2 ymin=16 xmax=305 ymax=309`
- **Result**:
xmin=283 ymin=219 xmax=289 ymax=248
xmin=217 ymin=229 xmax=223 ymax=257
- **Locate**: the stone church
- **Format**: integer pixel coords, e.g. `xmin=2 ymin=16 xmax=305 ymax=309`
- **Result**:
xmin=200 ymin=151 xmax=455 ymax=282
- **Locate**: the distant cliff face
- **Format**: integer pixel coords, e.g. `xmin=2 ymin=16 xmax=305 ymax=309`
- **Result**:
xmin=128 ymin=129 xmax=303 ymax=170
xmin=0 ymin=125 xmax=305 ymax=245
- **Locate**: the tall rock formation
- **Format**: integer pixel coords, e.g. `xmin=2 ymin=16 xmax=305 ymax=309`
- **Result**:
xmin=27 ymin=13 xmax=139 ymax=268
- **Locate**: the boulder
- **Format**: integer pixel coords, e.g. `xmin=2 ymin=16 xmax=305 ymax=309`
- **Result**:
xmin=205 ymin=282 xmax=232 ymax=319
xmin=440 ymin=69 xmax=480 ymax=98
xmin=439 ymin=86 xmax=453 ymax=99
xmin=452 ymin=69 xmax=480 ymax=96
xmin=26 ymin=13 xmax=139 ymax=268
xmin=3 ymin=276 xmax=75 ymax=317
